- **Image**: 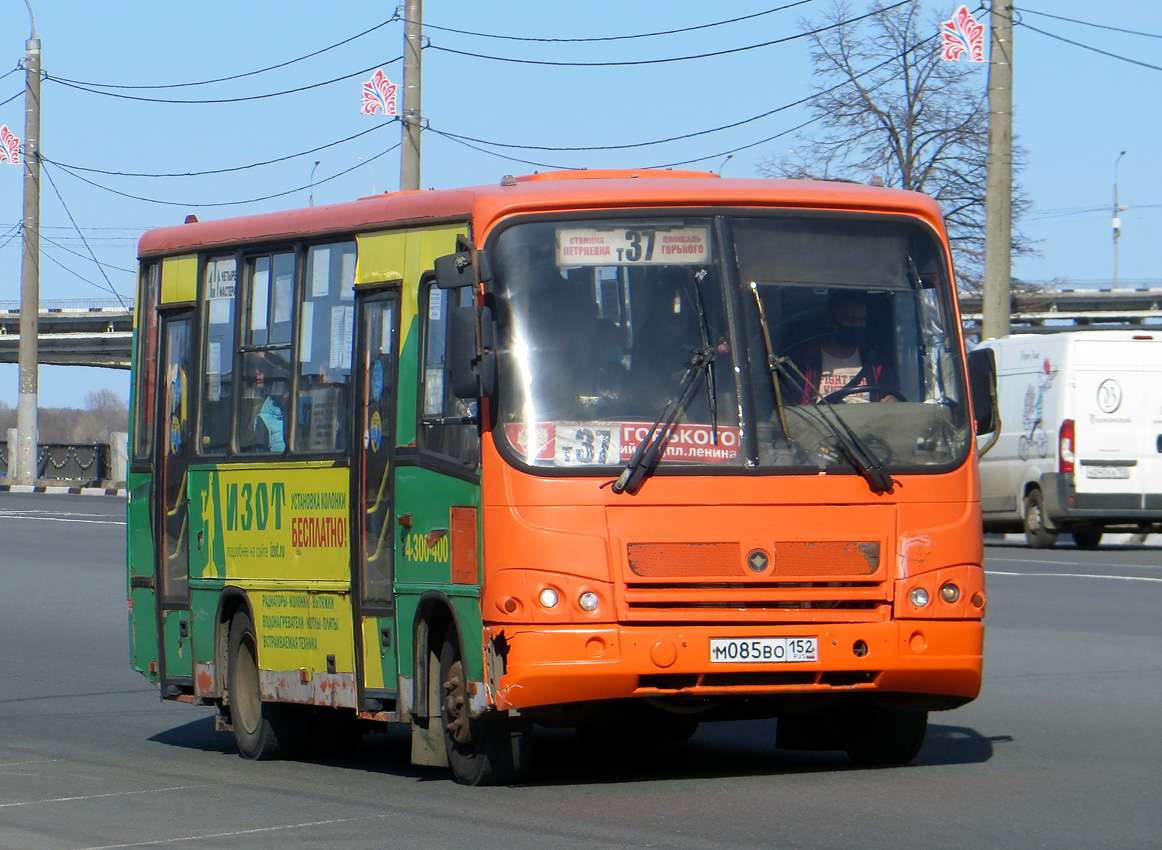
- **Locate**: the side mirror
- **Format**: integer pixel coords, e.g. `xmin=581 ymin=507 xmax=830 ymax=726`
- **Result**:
xmin=449 ymin=305 xmax=497 ymax=399
xmin=434 ymin=243 xmax=492 ymax=290
xmin=967 ymin=348 xmax=999 ymax=438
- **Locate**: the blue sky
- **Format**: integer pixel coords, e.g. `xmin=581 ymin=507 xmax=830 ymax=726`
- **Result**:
xmin=0 ymin=0 xmax=1158 ymax=408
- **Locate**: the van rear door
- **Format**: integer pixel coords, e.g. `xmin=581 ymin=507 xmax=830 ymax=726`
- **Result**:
xmin=1072 ymin=336 xmax=1157 ymax=507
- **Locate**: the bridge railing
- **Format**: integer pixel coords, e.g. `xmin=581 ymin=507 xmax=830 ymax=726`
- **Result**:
xmin=1 ymin=431 xmax=127 ymax=488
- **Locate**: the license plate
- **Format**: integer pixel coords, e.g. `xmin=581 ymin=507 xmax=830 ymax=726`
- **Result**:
xmin=1084 ymin=465 xmax=1130 ymax=479
xmin=709 ymin=637 xmax=818 ymax=664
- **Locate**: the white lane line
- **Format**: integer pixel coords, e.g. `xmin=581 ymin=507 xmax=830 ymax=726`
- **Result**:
xmin=0 ymin=514 xmax=124 ymax=525
xmin=0 ymin=759 xmax=59 ymax=767
xmin=987 ymin=569 xmax=1162 ymax=583
xmin=71 ymin=815 xmax=389 ymax=850
xmin=989 ymin=555 xmax=1157 ymax=570
xmin=0 ymin=785 xmax=200 ymax=808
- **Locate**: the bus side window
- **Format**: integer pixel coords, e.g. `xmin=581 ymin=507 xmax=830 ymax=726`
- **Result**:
xmin=131 ymin=262 xmax=161 ymax=463
xmin=419 ymin=282 xmax=480 ymax=467
xmin=198 ymin=255 xmax=237 ymax=455
xmin=294 ymin=242 xmax=356 ymax=453
xmin=237 ymin=252 xmax=294 ymax=454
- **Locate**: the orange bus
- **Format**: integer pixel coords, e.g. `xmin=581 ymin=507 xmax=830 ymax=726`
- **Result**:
xmin=128 ymin=169 xmax=991 ymax=785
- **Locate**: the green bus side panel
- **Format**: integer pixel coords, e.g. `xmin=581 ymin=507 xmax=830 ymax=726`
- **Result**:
xmin=162 ymin=608 xmax=193 ymax=680
xmin=393 ymin=466 xmax=483 ymax=680
xmin=189 ymin=585 xmax=223 ymax=671
xmin=360 ymin=615 xmax=398 ymax=691
xmin=126 ymin=470 xmax=158 ymax=678
xmin=129 ymin=587 xmax=159 ymax=682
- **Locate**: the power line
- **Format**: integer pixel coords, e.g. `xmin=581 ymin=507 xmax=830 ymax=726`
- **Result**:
xmin=45 ymin=121 xmax=396 ymax=179
xmin=51 ymin=15 xmax=400 ymax=90
xmin=1020 ymin=7 xmax=1162 ymax=40
xmin=420 ymin=2 xmax=816 ymax=43
xmin=41 ymin=233 xmax=136 ymax=274
xmin=1016 ymin=20 xmax=1162 ymax=73
xmin=44 ymin=55 xmax=403 ymax=105
xmin=48 ymin=141 xmax=402 ymax=208
xmin=41 ymin=162 xmax=131 ymax=307
xmin=427 ymin=0 xmax=910 ymax=68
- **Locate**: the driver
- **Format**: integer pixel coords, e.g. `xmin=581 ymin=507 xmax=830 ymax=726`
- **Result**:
xmin=792 ymin=291 xmax=899 ymax=404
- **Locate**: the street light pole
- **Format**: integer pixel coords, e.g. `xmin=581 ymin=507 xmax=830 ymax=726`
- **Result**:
xmin=1113 ymin=150 xmax=1126 ymax=289
xmin=400 ymin=0 xmax=422 ymax=191
xmin=982 ymin=1 xmax=1014 ymax=341
xmin=15 ymin=0 xmax=41 ymax=485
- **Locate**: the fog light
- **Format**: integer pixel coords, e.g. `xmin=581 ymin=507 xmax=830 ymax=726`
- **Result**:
xmin=538 ymin=587 xmax=559 ymax=608
xmin=578 ymin=591 xmax=599 ymax=612
xmin=910 ymin=587 xmax=930 ymax=607
xmin=940 ymin=583 xmax=961 ymax=603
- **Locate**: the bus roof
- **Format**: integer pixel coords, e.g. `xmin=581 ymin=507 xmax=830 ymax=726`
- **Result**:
xmin=136 ymin=170 xmax=947 ymax=259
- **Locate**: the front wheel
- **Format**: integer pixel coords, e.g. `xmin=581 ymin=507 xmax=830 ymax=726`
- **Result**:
xmin=439 ymin=634 xmax=531 ymax=785
xmin=227 ymin=610 xmax=307 ymax=760
xmin=844 ymin=706 xmax=928 ymax=766
xmin=1023 ymin=490 xmax=1058 ymax=549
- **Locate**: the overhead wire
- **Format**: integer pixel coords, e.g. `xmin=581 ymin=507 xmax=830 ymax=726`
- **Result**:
xmin=417 ymin=1 xmax=816 ymax=43
xmin=426 ymin=0 xmax=910 ymax=68
xmin=1020 ymin=7 xmax=1162 ymax=40
xmin=51 ymin=14 xmax=400 ymax=90
xmin=49 ymin=139 xmax=402 ymax=208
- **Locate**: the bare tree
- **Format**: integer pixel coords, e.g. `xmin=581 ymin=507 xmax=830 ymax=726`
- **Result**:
xmin=759 ymin=0 xmax=1030 ymax=292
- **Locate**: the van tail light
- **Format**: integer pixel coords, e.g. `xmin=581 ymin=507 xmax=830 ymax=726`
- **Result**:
xmin=1059 ymin=418 xmax=1075 ymax=474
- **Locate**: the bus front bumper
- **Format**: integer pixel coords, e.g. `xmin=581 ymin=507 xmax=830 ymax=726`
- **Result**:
xmin=485 ymin=619 xmax=983 ymax=712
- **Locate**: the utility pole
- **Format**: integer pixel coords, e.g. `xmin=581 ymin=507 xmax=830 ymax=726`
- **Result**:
xmin=15 ymin=1 xmax=41 ymax=485
xmin=1113 ymin=151 xmax=1126 ymax=289
xmin=400 ymin=0 xmax=422 ymax=191
xmin=982 ymin=1 xmax=1013 ymax=341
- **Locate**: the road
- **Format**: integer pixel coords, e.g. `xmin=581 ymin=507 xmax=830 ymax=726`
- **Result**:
xmin=1 ymin=492 xmax=1159 ymax=849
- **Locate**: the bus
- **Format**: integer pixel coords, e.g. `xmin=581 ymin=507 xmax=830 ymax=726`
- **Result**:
xmin=127 ymin=169 xmax=992 ymax=785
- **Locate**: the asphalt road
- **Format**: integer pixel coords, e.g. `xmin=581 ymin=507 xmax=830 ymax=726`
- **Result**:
xmin=1 ymin=492 xmax=1160 ymax=849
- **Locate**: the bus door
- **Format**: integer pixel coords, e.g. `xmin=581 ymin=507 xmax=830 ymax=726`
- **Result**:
xmin=353 ymin=289 xmax=400 ymax=709
xmin=155 ymin=311 xmax=194 ymax=686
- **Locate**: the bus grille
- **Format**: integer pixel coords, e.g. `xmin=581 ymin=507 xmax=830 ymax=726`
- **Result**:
xmin=619 ymin=540 xmax=890 ymax=624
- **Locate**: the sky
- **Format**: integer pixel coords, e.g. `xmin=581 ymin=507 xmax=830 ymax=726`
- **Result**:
xmin=0 ymin=0 xmax=1159 ymax=408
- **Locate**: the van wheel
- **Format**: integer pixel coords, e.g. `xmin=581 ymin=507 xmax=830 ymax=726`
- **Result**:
xmin=439 ymin=633 xmax=531 ymax=785
xmin=1023 ymin=490 xmax=1058 ymax=549
xmin=1071 ymin=530 xmax=1103 ymax=549
xmin=227 ymin=610 xmax=308 ymax=760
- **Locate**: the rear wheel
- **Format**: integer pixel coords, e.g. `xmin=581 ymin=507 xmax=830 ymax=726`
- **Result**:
xmin=227 ymin=610 xmax=307 ymax=760
xmin=439 ymin=633 xmax=531 ymax=785
xmin=1071 ymin=530 xmax=1103 ymax=549
xmin=844 ymin=706 xmax=928 ymax=766
xmin=1023 ymin=490 xmax=1058 ymax=549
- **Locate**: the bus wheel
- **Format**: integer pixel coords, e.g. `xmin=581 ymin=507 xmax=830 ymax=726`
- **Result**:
xmin=1071 ymin=530 xmax=1103 ymax=549
xmin=1023 ymin=490 xmax=1058 ymax=549
xmin=438 ymin=634 xmax=531 ymax=785
xmin=227 ymin=610 xmax=306 ymax=760
xmin=844 ymin=706 xmax=928 ymax=766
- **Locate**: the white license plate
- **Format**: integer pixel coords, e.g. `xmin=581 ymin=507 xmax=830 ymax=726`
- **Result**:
xmin=1084 ymin=465 xmax=1130 ymax=479
xmin=709 ymin=637 xmax=818 ymax=664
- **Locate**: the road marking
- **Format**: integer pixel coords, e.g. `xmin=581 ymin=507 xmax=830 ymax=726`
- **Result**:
xmin=0 ymin=759 xmax=59 ymax=767
xmin=0 ymin=785 xmax=199 ymax=808
xmin=0 ymin=512 xmax=124 ymax=525
xmin=987 ymin=569 xmax=1162 ymax=584
xmin=70 ymin=815 xmax=389 ymax=850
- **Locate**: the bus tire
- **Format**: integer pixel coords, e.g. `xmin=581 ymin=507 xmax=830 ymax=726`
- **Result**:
xmin=438 ymin=633 xmax=531 ymax=786
xmin=1023 ymin=490 xmax=1058 ymax=549
xmin=227 ymin=610 xmax=306 ymax=760
xmin=844 ymin=706 xmax=928 ymax=766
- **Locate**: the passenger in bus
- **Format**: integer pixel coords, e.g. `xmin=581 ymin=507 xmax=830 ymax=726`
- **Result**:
xmin=248 ymin=369 xmax=288 ymax=452
xmin=787 ymin=291 xmax=899 ymax=404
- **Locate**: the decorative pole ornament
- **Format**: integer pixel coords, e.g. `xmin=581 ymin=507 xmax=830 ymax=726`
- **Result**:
xmin=0 ymin=125 xmax=19 ymax=164
xmin=941 ymin=5 xmax=985 ymax=62
xmin=361 ymin=69 xmax=399 ymax=116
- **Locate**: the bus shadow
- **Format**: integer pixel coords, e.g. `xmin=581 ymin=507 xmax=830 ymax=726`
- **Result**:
xmin=148 ymin=715 xmax=1005 ymax=786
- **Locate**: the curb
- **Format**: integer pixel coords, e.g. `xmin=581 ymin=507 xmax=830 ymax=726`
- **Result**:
xmin=0 ymin=484 xmax=127 ymax=497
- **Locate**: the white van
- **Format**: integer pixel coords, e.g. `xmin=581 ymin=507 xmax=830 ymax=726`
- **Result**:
xmin=977 ymin=330 xmax=1162 ymax=548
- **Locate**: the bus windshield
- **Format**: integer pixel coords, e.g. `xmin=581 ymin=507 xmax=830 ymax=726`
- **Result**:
xmin=491 ymin=214 xmax=970 ymax=477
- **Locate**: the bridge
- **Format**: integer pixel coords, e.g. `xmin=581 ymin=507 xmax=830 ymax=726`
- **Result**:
xmin=1 ymin=288 xmax=1161 ymax=370
xmin=0 ymin=299 xmax=134 ymax=369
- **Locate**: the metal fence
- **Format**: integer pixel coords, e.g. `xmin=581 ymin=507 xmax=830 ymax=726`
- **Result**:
xmin=0 ymin=442 xmax=110 ymax=485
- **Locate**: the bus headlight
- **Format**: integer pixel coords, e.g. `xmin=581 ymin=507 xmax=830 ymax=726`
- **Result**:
xmin=578 ymin=591 xmax=599 ymax=612
xmin=940 ymin=582 xmax=961 ymax=603
xmin=910 ymin=587 xmax=930 ymax=607
xmin=538 ymin=587 xmax=560 ymax=609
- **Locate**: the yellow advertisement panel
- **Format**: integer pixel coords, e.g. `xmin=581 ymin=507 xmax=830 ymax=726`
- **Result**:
xmin=254 ymin=589 xmax=354 ymax=673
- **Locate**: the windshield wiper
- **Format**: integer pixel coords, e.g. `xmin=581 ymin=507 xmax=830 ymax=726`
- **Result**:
xmin=769 ymin=355 xmax=897 ymax=495
xmin=692 ymin=269 xmax=719 ymax=445
xmin=749 ymin=282 xmax=793 ymax=448
xmin=609 ymin=345 xmax=716 ymax=495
